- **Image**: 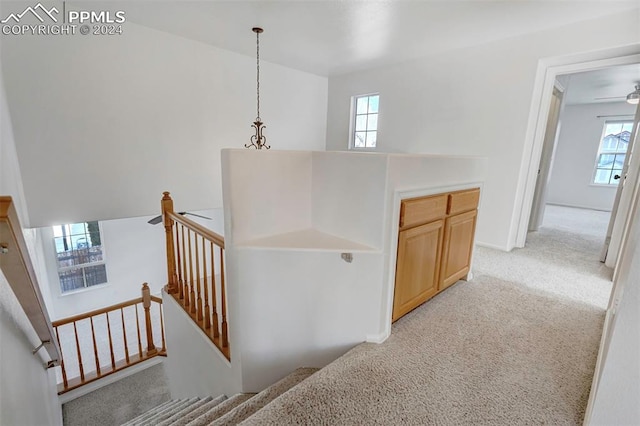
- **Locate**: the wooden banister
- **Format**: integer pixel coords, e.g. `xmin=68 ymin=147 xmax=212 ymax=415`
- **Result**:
xmin=166 ymin=211 xmax=225 ymax=249
xmin=0 ymin=196 xmax=61 ymax=365
xmin=161 ymin=192 xmax=229 ymax=360
xmin=53 ymin=283 xmax=165 ymax=394
xmin=52 ymin=298 xmax=143 ymax=327
xmin=162 ymin=192 xmax=178 ymax=294
xmin=142 ymin=282 xmax=157 ymax=355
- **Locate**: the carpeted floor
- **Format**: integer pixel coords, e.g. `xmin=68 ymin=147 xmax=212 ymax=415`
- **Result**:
xmin=62 ymin=363 xmax=171 ymax=426
xmin=243 ymin=205 xmax=613 ymax=425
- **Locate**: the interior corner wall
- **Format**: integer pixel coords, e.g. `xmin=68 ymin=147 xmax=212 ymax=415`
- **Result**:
xmin=0 ymin=70 xmax=63 ymax=426
xmin=1 ymin=22 xmax=328 ymax=228
xmin=546 ymin=102 xmax=636 ymax=211
xmin=325 ymin=10 xmax=640 ymax=250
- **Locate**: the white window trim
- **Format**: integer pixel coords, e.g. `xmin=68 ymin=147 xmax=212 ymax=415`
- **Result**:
xmin=591 ymin=120 xmax=632 ymax=187
xmin=349 ymin=93 xmax=379 ymax=150
xmin=53 ymin=221 xmax=108 ymax=294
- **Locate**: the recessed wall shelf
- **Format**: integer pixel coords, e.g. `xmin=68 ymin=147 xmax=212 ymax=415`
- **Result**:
xmin=236 ymin=228 xmax=377 ymax=252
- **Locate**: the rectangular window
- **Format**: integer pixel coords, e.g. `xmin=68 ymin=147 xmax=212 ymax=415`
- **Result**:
xmin=351 ymin=94 xmax=379 ymax=149
xmin=53 ymin=221 xmax=107 ymax=293
xmin=593 ymin=121 xmax=632 ymax=186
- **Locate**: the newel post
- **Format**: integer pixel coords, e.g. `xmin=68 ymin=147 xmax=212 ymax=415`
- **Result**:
xmin=162 ymin=192 xmax=178 ymax=294
xmin=142 ymin=283 xmax=157 ymax=355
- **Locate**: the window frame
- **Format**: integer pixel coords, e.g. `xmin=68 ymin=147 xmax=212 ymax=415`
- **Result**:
xmin=53 ymin=221 xmax=108 ymax=294
xmin=349 ymin=93 xmax=380 ymax=150
xmin=591 ymin=120 xmax=633 ymax=187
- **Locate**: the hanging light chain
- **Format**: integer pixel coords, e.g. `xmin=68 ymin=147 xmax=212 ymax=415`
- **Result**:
xmin=246 ymin=27 xmax=269 ymax=150
xmin=256 ymin=28 xmax=261 ymax=121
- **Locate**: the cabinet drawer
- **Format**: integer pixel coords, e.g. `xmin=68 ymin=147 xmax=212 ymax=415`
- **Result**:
xmin=448 ymin=188 xmax=480 ymax=215
xmin=400 ymin=194 xmax=448 ymax=229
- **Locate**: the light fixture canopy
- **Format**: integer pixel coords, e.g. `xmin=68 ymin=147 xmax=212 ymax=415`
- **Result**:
xmin=627 ymin=84 xmax=640 ymax=105
xmin=246 ymin=27 xmax=270 ymax=149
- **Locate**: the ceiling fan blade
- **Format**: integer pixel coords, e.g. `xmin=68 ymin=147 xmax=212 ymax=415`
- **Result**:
xmin=594 ymin=96 xmax=626 ymax=100
xmin=181 ymin=212 xmax=212 ymax=220
xmin=147 ymin=215 xmax=163 ymax=225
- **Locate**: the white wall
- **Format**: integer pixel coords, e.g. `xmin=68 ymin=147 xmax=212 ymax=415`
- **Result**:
xmin=37 ymin=207 xmax=224 ymax=320
xmin=0 ymin=286 xmax=62 ymax=426
xmin=0 ymin=70 xmax=62 ymax=426
xmin=325 ymin=10 xmax=639 ymax=250
xmin=547 ymin=102 xmax=635 ymax=211
xmin=1 ymin=22 xmax=328 ymax=228
xmin=312 ymin=152 xmax=388 ymax=249
xmin=163 ymin=292 xmax=241 ymax=399
xmin=589 ymin=185 xmax=640 ymax=424
xmin=39 ymin=215 xmax=165 ymax=319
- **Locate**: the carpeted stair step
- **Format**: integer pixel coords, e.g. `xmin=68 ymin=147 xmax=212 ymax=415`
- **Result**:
xmin=185 ymin=393 xmax=256 ymax=426
xmin=157 ymin=395 xmax=226 ymax=426
xmin=140 ymin=398 xmax=201 ymax=426
xmin=148 ymin=396 xmax=213 ymax=425
xmin=121 ymin=399 xmax=184 ymax=426
xmin=211 ymin=367 xmax=319 ymax=426
xmin=135 ymin=398 xmax=200 ymax=426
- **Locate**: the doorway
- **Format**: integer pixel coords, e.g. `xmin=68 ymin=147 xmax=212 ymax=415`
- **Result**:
xmin=515 ymin=49 xmax=640 ymax=270
xmin=528 ymin=65 xmax=638 ymax=253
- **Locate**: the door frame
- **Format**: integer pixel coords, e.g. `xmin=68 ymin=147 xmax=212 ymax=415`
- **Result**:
xmin=528 ymin=83 xmax=564 ymax=232
xmin=513 ymin=46 xmax=640 ymax=251
xmin=603 ymin=104 xmax=639 ymax=268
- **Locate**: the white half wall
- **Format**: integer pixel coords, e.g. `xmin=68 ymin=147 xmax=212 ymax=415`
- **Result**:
xmin=312 ymin=152 xmax=388 ymax=249
xmin=231 ymin=249 xmax=384 ymax=392
xmin=221 ymin=149 xmax=486 ymax=392
xmin=1 ymin=22 xmax=327 ymax=228
xmin=325 ymin=10 xmax=639 ymax=250
xmin=162 ymin=291 xmax=241 ymax=399
xmin=0 ymin=69 xmax=62 ymax=426
xmin=547 ymin=102 xmax=636 ymax=211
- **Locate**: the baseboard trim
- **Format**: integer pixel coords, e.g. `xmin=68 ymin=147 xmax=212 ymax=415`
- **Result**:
xmin=366 ymin=331 xmax=389 ymax=344
xmin=475 ymin=241 xmax=511 ymax=252
xmin=58 ymin=357 xmax=164 ymax=404
xmin=546 ymin=202 xmax=612 ymax=213
xmin=583 ymin=306 xmax=615 ymax=425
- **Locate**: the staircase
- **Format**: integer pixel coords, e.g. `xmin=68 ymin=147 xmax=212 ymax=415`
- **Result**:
xmin=121 ymin=368 xmax=318 ymax=426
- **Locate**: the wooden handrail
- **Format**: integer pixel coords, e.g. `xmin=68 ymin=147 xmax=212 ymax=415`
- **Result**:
xmin=161 ymin=192 xmax=229 ymax=359
xmin=167 ymin=211 xmax=225 ymax=249
xmin=52 ymin=298 xmax=143 ymax=327
xmin=53 ymin=283 xmax=165 ymax=394
xmin=0 ymin=196 xmax=61 ymax=365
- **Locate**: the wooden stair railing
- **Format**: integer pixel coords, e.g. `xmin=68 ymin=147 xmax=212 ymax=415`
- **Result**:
xmin=0 ymin=196 xmax=61 ymax=367
xmin=161 ymin=192 xmax=229 ymax=360
xmin=52 ymin=283 xmax=166 ymax=394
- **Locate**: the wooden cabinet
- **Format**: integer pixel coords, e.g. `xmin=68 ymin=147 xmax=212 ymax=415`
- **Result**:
xmin=399 ymin=194 xmax=447 ymax=229
xmin=392 ymin=188 xmax=479 ymax=322
xmin=392 ymin=220 xmax=444 ymax=322
xmin=440 ymin=209 xmax=477 ymax=290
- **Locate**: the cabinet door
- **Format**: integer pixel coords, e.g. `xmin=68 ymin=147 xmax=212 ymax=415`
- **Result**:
xmin=440 ymin=209 xmax=477 ymax=290
xmin=392 ymin=220 xmax=444 ymax=322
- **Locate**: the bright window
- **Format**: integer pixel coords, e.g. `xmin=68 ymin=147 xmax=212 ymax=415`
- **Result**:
xmin=351 ymin=94 xmax=379 ymax=149
xmin=593 ymin=121 xmax=632 ymax=186
xmin=53 ymin=221 xmax=107 ymax=293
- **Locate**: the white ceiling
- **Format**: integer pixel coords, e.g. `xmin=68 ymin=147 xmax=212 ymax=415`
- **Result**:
xmin=563 ymin=64 xmax=640 ymax=105
xmin=86 ymin=0 xmax=639 ymax=76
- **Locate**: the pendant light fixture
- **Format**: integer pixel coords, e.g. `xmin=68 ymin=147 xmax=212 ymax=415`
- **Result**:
xmin=626 ymin=84 xmax=640 ymax=105
xmin=245 ymin=27 xmax=270 ymax=149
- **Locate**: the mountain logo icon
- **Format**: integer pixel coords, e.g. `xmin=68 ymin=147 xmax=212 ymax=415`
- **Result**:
xmin=1 ymin=3 xmax=59 ymax=24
